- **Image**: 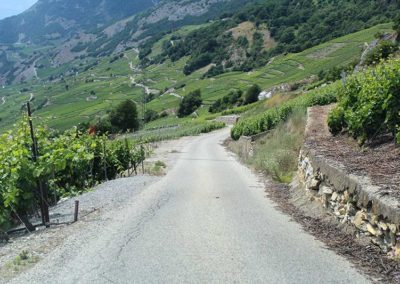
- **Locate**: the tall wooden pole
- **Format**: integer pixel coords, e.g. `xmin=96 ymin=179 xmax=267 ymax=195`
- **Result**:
xmin=27 ymin=102 xmax=50 ymax=226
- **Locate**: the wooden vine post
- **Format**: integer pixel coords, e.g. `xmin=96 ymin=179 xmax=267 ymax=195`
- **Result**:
xmin=27 ymin=102 xmax=50 ymax=226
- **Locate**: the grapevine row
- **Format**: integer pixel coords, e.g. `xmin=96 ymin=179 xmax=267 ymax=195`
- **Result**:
xmin=328 ymin=58 xmax=400 ymax=145
xmin=0 ymin=120 xmax=147 ymax=229
xmin=231 ymin=84 xmax=339 ymax=140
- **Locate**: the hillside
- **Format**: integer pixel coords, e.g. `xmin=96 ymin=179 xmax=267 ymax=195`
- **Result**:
xmin=1 ymin=1 xmax=400 ymax=281
xmin=0 ymin=0 xmax=254 ymax=85
xmin=2 ymin=0 xmax=398 ymax=86
xmin=0 ymin=0 xmax=156 ymax=44
xmin=0 ymin=0 xmax=398 ymax=133
xmin=141 ymin=0 xmax=399 ymax=76
xmin=0 ymin=23 xmax=393 ymax=132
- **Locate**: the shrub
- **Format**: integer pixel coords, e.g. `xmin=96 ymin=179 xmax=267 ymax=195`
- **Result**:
xmin=110 ymin=99 xmax=139 ymax=132
xmin=144 ymin=109 xmax=159 ymax=123
xmin=209 ymin=90 xmax=243 ymax=113
xmin=327 ymin=106 xmax=346 ymax=135
xmin=364 ymin=40 xmax=398 ymax=66
xmin=177 ymin=89 xmax=202 ymax=117
xmin=394 ymin=14 xmax=400 ymax=41
xmin=95 ymin=117 xmax=115 ymax=135
xmin=244 ymin=84 xmax=261 ymax=105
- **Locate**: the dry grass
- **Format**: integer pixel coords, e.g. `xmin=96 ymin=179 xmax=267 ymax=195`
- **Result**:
xmin=229 ymin=21 xmax=256 ymax=43
xmin=250 ymin=109 xmax=307 ymax=183
xmin=229 ymin=21 xmax=276 ymax=50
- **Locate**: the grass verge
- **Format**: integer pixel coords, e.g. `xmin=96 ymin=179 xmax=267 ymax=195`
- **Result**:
xmin=249 ymin=110 xmax=306 ymax=183
xmin=228 ymin=109 xmax=306 ymax=184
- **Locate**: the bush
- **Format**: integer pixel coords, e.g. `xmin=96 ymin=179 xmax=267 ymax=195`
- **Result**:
xmin=144 ymin=109 xmax=159 ymax=123
xmin=244 ymin=84 xmax=261 ymax=105
xmin=177 ymin=89 xmax=202 ymax=117
xmin=327 ymin=106 xmax=346 ymax=135
xmin=209 ymin=90 xmax=243 ymax=113
xmin=110 ymin=100 xmax=139 ymax=132
xmin=95 ymin=117 xmax=115 ymax=135
xmin=364 ymin=40 xmax=398 ymax=66
xmin=394 ymin=14 xmax=400 ymax=41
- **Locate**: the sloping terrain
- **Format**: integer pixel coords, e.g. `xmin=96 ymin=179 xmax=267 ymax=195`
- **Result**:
xmin=0 ymin=0 xmax=253 ymax=84
xmin=0 ymin=0 xmax=156 ymax=44
xmin=0 ymin=23 xmax=392 ymax=131
xmin=4 ymin=129 xmax=368 ymax=284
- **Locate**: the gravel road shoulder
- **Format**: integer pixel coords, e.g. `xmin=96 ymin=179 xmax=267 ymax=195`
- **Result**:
xmin=0 ymin=134 xmax=199 ymax=283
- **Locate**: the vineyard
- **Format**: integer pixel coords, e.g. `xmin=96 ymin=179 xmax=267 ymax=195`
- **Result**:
xmin=129 ymin=120 xmax=225 ymax=143
xmin=0 ymin=119 xmax=148 ymax=230
xmin=328 ymin=58 xmax=400 ymax=145
xmin=230 ymin=84 xmax=339 ymax=140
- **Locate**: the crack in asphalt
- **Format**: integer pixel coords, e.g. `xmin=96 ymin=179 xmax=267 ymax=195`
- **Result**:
xmin=116 ymin=192 xmax=171 ymax=259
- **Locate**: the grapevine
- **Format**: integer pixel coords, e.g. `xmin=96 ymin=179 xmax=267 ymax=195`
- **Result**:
xmin=231 ymin=84 xmax=339 ymax=140
xmin=328 ymin=58 xmax=400 ymax=145
xmin=0 ymin=119 xmax=148 ymax=229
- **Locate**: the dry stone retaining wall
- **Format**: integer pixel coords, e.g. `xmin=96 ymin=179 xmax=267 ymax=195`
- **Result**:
xmin=298 ymin=131 xmax=400 ymax=259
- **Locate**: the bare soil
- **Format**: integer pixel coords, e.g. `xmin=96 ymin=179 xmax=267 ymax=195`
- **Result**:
xmin=305 ymin=105 xmax=400 ymax=199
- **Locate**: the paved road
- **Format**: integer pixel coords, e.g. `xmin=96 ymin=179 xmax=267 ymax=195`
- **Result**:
xmin=11 ymin=129 xmax=369 ymax=284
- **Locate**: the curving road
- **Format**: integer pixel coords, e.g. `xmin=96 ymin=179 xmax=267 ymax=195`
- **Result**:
xmin=10 ymin=128 xmax=368 ymax=284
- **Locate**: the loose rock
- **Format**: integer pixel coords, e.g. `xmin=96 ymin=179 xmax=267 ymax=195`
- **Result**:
xmin=353 ymin=211 xmax=367 ymax=229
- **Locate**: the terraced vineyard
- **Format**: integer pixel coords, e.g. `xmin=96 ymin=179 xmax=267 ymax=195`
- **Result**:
xmin=0 ymin=23 xmax=393 ymax=132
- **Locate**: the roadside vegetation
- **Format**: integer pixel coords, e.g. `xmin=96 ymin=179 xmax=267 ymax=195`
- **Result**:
xmin=231 ymin=83 xmax=338 ymax=140
xmin=250 ymin=110 xmax=307 ymax=183
xmin=126 ymin=120 xmax=225 ymax=143
xmin=0 ymin=120 xmax=148 ymax=231
xmin=328 ymin=58 xmax=400 ymax=145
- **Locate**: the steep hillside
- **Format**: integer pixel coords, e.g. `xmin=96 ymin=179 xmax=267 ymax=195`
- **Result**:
xmin=0 ymin=0 xmax=156 ymax=44
xmin=81 ymin=0 xmax=255 ymax=58
xmin=0 ymin=0 xmax=253 ymax=84
xmin=142 ymin=0 xmax=399 ymax=76
xmin=0 ymin=23 xmax=392 ymax=132
xmin=0 ymin=0 xmax=157 ymax=84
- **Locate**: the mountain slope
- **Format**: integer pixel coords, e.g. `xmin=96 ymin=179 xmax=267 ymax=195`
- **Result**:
xmin=0 ymin=23 xmax=392 ymax=131
xmin=0 ymin=0 xmax=252 ymax=84
xmin=141 ymin=0 xmax=399 ymax=76
xmin=0 ymin=0 xmax=157 ymax=44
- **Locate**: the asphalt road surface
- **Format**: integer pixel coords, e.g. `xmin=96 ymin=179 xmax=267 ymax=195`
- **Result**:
xmin=11 ymin=128 xmax=368 ymax=284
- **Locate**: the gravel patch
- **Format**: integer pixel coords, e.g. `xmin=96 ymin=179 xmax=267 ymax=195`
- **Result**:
xmin=0 ymin=175 xmax=160 ymax=282
xmin=46 ymin=176 xmax=159 ymax=224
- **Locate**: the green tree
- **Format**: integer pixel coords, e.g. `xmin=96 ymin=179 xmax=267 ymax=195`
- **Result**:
xmin=178 ymin=89 xmax=202 ymax=117
xmin=244 ymin=84 xmax=261 ymax=105
xmin=95 ymin=117 xmax=115 ymax=135
xmin=110 ymin=99 xmax=139 ymax=132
